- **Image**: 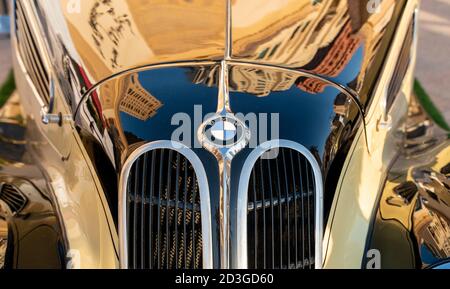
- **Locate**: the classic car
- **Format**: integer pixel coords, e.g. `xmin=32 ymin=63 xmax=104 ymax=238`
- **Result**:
xmin=0 ymin=0 xmax=449 ymax=269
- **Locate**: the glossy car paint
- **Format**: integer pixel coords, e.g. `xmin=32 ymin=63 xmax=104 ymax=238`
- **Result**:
xmin=363 ymin=96 xmax=450 ymax=269
xmin=8 ymin=0 xmax=118 ymax=268
xmin=0 ymin=177 xmax=66 ymax=269
xmin=325 ymin=0 xmax=421 ymax=268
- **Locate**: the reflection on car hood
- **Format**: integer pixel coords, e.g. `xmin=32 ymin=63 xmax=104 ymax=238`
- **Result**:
xmin=37 ymin=0 xmax=405 ymax=101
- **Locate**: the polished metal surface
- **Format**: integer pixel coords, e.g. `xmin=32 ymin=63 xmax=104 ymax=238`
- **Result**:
xmin=119 ymin=141 xmax=213 ymax=269
xmin=236 ymin=140 xmax=324 ymax=269
xmin=196 ymin=60 xmax=250 ymax=268
xmin=378 ymin=7 xmax=418 ymax=130
xmin=198 ymin=113 xmax=250 ymax=155
xmin=14 ymin=0 xmax=51 ymax=103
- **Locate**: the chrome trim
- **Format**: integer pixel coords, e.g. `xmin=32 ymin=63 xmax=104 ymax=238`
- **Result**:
xmin=217 ymin=60 xmax=231 ymax=115
xmin=380 ymin=6 xmax=419 ymax=120
xmin=365 ymin=0 xmax=419 ymax=123
xmin=235 ymin=140 xmax=324 ymax=269
xmin=198 ymin=114 xmax=250 ymax=157
xmin=118 ymin=141 xmax=213 ymax=269
xmin=14 ymin=0 xmax=52 ymax=80
xmin=197 ymin=60 xmax=249 ymax=268
xmin=225 ymin=0 xmax=232 ymax=60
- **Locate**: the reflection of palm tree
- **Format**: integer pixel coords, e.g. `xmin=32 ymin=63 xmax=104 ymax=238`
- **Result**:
xmin=89 ymin=0 xmax=133 ymax=68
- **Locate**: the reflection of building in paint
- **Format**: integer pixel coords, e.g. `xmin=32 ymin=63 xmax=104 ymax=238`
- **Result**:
xmin=233 ymin=0 xmax=398 ymax=96
xmin=297 ymin=22 xmax=362 ymax=94
xmin=297 ymin=77 xmax=328 ymax=94
xmin=322 ymin=93 xmax=352 ymax=175
xmin=334 ymin=93 xmax=351 ymax=117
xmin=119 ymin=74 xmax=163 ymax=121
xmin=62 ymin=0 xmax=225 ymax=82
xmin=101 ymin=82 xmax=115 ymax=113
xmin=353 ymin=0 xmax=397 ymax=93
xmin=189 ymin=65 xmax=220 ymax=87
xmin=188 ymin=65 xmax=297 ymax=97
xmin=414 ymin=206 xmax=450 ymax=259
xmin=229 ymin=68 xmax=297 ymax=97
xmin=309 ymin=23 xmax=361 ymax=77
xmin=232 ymin=0 xmax=349 ymax=67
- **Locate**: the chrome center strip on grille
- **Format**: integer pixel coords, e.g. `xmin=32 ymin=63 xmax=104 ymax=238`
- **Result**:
xmin=235 ymin=140 xmax=324 ymax=269
xmin=118 ymin=140 xmax=213 ymax=269
xmin=197 ymin=61 xmax=250 ymax=268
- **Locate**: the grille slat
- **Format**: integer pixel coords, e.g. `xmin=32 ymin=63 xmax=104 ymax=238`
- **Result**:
xmin=267 ymin=158 xmax=276 ymax=268
xmin=183 ymin=158 xmax=188 ymax=267
xmin=298 ymin=153 xmax=306 ymax=267
xmin=289 ymin=150 xmax=298 ymax=268
xmin=156 ymin=150 xmax=164 ymax=268
xmin=132 ymin=158 xmax=140 ymax=269
xmin=126 ymin=149 xmax=203 ymax=269
xmin=275 ymin=157 xmax=283 ymax=268
xmin=191 ymin=173 xmax=197 ymax=268
xmin=258 ymin=161 xmax=267 ymax=269
xmin=165 ymin=150 xmax=173 ymax=269
xmin=281 ymin=150 xmax=291 ymax=268
xmin=305 ymin=159 xmax=312 ymax=269
xmin=252 ymin=169 xmax=258 ymax=267
xmin=247 ymin=148 xmax=317 ymax=269
xmin=149 ymin=150 xmax=156 ymax=269
xmin=174 ymin=153 xmax=181 ymax=269
xmin=15 ymin=1 xmax=50 ymax=102
xmin=140 ymin=153 xmax=148 ymax=269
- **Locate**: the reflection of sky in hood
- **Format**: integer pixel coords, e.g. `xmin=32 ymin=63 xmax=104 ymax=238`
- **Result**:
xmin=120 ymin=67 xmax=218 ymax=142
xmin=230 ymin=82 xmax=338 ymax=157
xmin=328 ymin=45 xmax=364 ymax=87
xmin=118 ymin=56 xmax=360 ymax=157
xmin=420 ymin=244 xmax=440 ymax=266
xmin=227 ymin=43 xmax=365 ymax=158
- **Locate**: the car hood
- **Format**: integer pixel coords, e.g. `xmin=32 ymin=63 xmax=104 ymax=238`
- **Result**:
xmin=36 ymin=0 xmax=405 ymax=102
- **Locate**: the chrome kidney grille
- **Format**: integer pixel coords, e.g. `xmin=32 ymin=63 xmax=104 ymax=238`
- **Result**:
xmin=126 ymin=149 xmax=203 ymax=269
xmin=246 ymin=148 xmax=318 ymax=269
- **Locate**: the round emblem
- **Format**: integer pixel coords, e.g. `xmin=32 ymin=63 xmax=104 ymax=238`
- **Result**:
xmin=210 ymin=119 xmax=237 ymax=142
xmin=198 ymin=114 xmax=250 ymax=154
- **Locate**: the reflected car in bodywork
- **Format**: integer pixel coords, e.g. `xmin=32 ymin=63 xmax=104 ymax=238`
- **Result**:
xmin=1 ymin=0 xmax=449 ymax=269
